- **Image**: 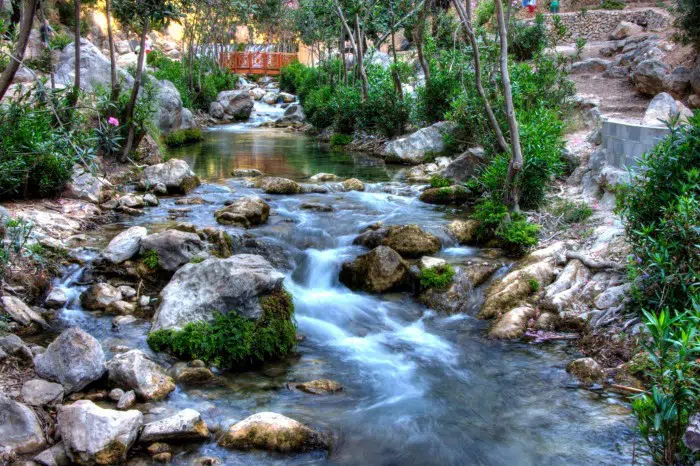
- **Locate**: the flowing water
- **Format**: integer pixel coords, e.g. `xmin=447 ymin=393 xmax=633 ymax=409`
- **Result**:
xmin=51 ymin=108 xmax=636 ymax=465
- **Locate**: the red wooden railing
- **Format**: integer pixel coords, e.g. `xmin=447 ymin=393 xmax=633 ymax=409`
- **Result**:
xmin=219 ymin=52 xmax=298 ymax=75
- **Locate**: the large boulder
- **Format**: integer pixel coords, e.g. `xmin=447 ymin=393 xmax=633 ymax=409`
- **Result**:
xmin=641 ymin=92 xmax=679 ymax=126
xmin=691 ymin=62 xmax=700 ymax=95
xmin=1 ymin=295 xmax=48 ymax=329
xmin=218 ymin=412 xmax=330 ymax=453
xmin=155 ymin=79 xmax=194 ymax=133
xmin=102 ymin=226 xmax=148 ymax=264
xmin=684 ymin=413 xmax=700 ymax=453
xmin=488 ymin=306 xmax=535 ymax=339
xmin=58 ymin=400 xmax=143 ymax=465
xmin=339 ymin=246 xmax=409 ymax=293
xmin=663 ymin=66 xmax=691 ymax=98
xmin=274 ymin=104 xmax=306 ymax=127
xmin=0 ymin=334 xmax=33 ymax=363
xmin=214 ymin=195 xmax=270 ymax=228
xmin=609 ymin=21 xmax=644 ymax=40
xmin=570 ymin=58 xmax=610 ymax=75
xmin=139 ymin=409 xmax=209 ymax=443
xmin=141 ymin=159 xmax=201 ymax=195
xmin=56 ymin=39 xmax=134 ymax=92
xmin=152 ymin=254 xmax=285 ymax=331
xmin=383 ymin=122 xmax=456 ymax=164
xmin=63 ymin=165 xmax=110 ymax=204
xmin=446 ymin=219 xmax=481 ymax=244
xmin=441 ymin=147 xmax=485 ymax=182
xmin=21 ymin=379 xmax=64 ymax=407
xmin=216 ymin=90 xmax=254 ymax=120
xmin=139 ymin=230 xmax=206 ymax=272
xmin=105 ymin=350 xmax=175 ymax=401
xmin=0 ymin=394 xmax=45 ymax=455
xmin=81 ymin=283 xmax=123 ymax=310
xmin=381 ymin=225 xmax=441 ymax=258
xmin=632 ymin=59 xmax=670 ymax=96
xmin=34 ymin=328 xmax=106 ymax=393
xmin=256 ymin=177 xmax=301 ymax=195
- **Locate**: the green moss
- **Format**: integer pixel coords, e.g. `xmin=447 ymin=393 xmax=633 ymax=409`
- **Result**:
xmin=429 ymin=175 xmax=452 ymax=188
xmin=529 ymin=278 xmax=540 ymax=293
xmin=549 ymin=199 xmax=593 ymax=224
xmin=330 ymin=133 xmax=352 ymax=147
xmin=189 ymin=256 xmax=205 ymax=264
xmin=164 ymin=128 xmax=204 ymax=148
xmin=142 ymin=249 xmax=160 ymax=269
xmin=419 ymin=186 xmax=473 ymax=205
xmin=147 ymin=289 xmax=296 ymax=369
xmin=419 ymin=264 xmax=456 ymax=290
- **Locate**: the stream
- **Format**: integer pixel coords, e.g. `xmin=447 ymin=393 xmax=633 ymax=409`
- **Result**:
xmin=50 ymin=105 xmax=636 ymax=465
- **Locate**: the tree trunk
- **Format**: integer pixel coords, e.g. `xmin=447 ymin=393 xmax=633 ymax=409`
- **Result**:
xmin=105 ymin=0 xmax=120 ymax=108
xmin=415 ymin=0 xmax=430 ymax=85
xmin=451 ymin=0 xmax=509 ymax=154
xmin=0 ymin=0 xmax=39 ymax=102
xmin=120 ymin=16 xmax=149 ymax=162
xmin=494 ymin=0 xmax=523 ymax=210
xmin=72 ymin=0 xmax=80 ymax=101
xmin=354 ymin=15 xmax=368 ymax=101
xmin=334 ymin=0 xmax=367 ymax=100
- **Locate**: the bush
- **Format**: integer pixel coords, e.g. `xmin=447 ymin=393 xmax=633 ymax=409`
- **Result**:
xmin=147 ymin=290 xmax=296 ymax=369
xmin=673 ymin=0 xmax=700 ymax=48
xmin=617 ymin=115 xmax=700 ymax=315
xmin=419 ymin=264 xmax=456 ymax=290
xmin=549 ymin=199 xmax=593 ymax=224
xmin=475 ymin=0 xmax=495 ymax=27
xmin=50 ymin=32 xmax=73 ymax=51
xmin=509 ymin=14 xmax=548 ymax=61
xmin=473 ymin=199 xmax=540 ymax=255
xmin=600 ymin=0 xmax=625 ymax=9
xmin=430 ymin=175 xmax=452 ymax=188
xmin=142 ymin=249 xmax=159 ymax=269
xmin=330 ymin=133 xmax=352 ymax=147
xmin=164 ymin=128 xmax=204 ymax=148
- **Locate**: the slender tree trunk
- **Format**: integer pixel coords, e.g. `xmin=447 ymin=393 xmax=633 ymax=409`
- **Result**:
xmin=333 ymin=0 xmax=367 ymax=99
xmin=105 ymin=0 xmax=120 ymax=109
xmin=354 ymin=15 xmax=368 ymax=100
xmin=494 ymin=0 xmax=523 ymax=210
xmin=120 ymin=16 xmax=149 ymax=162
xmin=415 ymin=0 xmax=430 ymax=85
xmin=71 ymin=0 xmax=80 ymax=101
xmin=0 ymin=0 xmax=39 ymax=101
xmin=451 ymin=0 xmax=509 ymax=154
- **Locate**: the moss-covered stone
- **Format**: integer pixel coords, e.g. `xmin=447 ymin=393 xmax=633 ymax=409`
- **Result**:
xmin=381 ymin=225 xmax=441 ymax=259
xmin=419 ymin=186 xmax=473 ymax=205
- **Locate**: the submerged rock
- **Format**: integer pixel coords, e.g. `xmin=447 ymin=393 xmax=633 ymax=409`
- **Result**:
xmin=566 ymin=358 xmax=605 ymax=384
xmin=34 ymin=328 xmax=106 ymax=394
xmin=0 ymin=393 xmax=46 ymax=455
xmin=342 ymin=178 xmax=365 ymax=192
xmin=296 ymin=379 xmax=343 ymax=395
xmin=152 ymin=254 xmax=285 ymax=331
xmin=141 ymin=159 xmax=200 ymax=195
xmin=218 ymin=412 xmax=330 ymax=453
xmin=339 ymin=246 xmax=409 ymax=293
xmin=106 ymin=350 xmax=175 ymax=401
xmin=139 ymin=409 xmax=209 ymax=443
xmin=214 ymin=195 xmax=270 ymax=228
xmin=488 ymin=306 xmax=535 ymax=339
xmin=58 ymin=400 xmax=143 ymax=465
xmin=256 ymin=177 xmax=301 ymax=195
xmin=81 ymin=283 xmax=123 ymax=311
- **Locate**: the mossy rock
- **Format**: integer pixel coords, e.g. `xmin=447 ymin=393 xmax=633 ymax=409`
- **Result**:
xmin=419 ymin=186 xmax=473 ymax=205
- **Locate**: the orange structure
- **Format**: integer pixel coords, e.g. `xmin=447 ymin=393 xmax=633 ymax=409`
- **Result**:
xmin=219 ymin=51 xmax=298 ymax=75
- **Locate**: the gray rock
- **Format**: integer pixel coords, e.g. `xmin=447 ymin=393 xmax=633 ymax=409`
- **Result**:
xmin=633 ymin=59 xmax=670 ymax=95
xmin=34 ymin=328 xmax=106 ymax=393
xmin=58 ymin=400 xmax=142 ymax=465
xmin=218 ymin=412 xmax=329 ymax=452
xmin=106 ymin=350 xmax=175 ymax=401
xmin=209 ymin=101 xmax=225 ymax=119
xmin=278 ymin=92 xmax=295 ymax=103
xmin=143 ymin=193 xmax=159 ymax=207
xmin=691 ymin=63 xmax=700 ymax=95
xmin=81 ymin=282 xmax=123 ymax=310
xmin=594 ymin=283 xmax=630 ymax=310
xmin=642 ymin=92 xmax=679 ymax=126
xmin=441 ymin=147 xmax=485 ymax=182
xmin=139 ymin=230 xmax=207 ymax=272
xmin=231 ymin=168 xmax=262 ymax=177
xmin=63 ymin=165 xmax=110 ymax=204
xmin=262 ymin=91 xmax=279 ymax=105
xmin=683 ymin=413 xmax=700 ymax=452
xmin=21 ymin=379 xmax=64 ymax=407
xmin=217 ymin=90 xmax=254 ymax=120
xmin=33 ymin=442 xmax=70 ymax=466
xmin=0 ymin=394 xmax=45 ymax=454
xmin=155 ymin=79 xmax=193 ymax=133
xmin=274 ymin=104 xmax=306 ymax=127
xmin=383 ymin=122 xmax=456 ymax=164
xmin=255 ymin=177 xmax=301 ymax=195
xmin=1 ymin=296 xmax=49 ymax=329
xmin=44 ymin=288 xmax=68 ymax=309
xmin=0 ymin=334 xmax=34 ymax=363
xmin=56 ymin=39 xmax=133 ymax=92
xmin=214 ymin=195 xmax=270 ymax=228
xmin=103 ymin=226 xmax=148 ymax=264
xmin=117 ymin=390 xmax=135 ymax=410
xmin=152 ymin=254 xmax=285 ymax=331
xmin=141 ymin=159 xmax=200 ymax=195
xmin=139 ymin=409 xmax=209 ymax=443
xmin=566 ymin=357 xmax=605 ymax=384
xmin=663 ymin=66 xmax=691 ymax=97
xmin=109 ymin=388 xmax=124 ymax=401
xmin=339 ymin=246 xmax=409 ymax=293
xmin=570 ymin=58 xmax=610 ymax=74
xmin=609 ymin=21 xmax=643 ymax=40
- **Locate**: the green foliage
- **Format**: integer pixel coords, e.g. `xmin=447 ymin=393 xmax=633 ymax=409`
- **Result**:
xmin=429 ymin=175 xmax=452 ymax=188
xmin=574 ymin=37 xmax=587 ymax=61
xmin=415 ymin=45 xmax=464 ymax=124
xmin=330 ymin=133 xmax=352 ymax=147
xmin=600 ymin=0 xmax=625 ymax=9
xmin=147 ymin=290 xmax=296 ymax=369
xmin=419 ymin=264 xmax=456 ymax=290
xmin=548 ymin=199 xmax=593 ymax=224
xmin=142 ymin=249 xmax=159 ymax=269
xmin=529 ymin=278 xmax=540 ymax=292
xmin=475 ymin=0 xmax=495 ymax=27
xmin=509 ymin=14 xmax=548 ymax=61
xmin=673 ymin=0 xmax=700 ymax=48
xmin=473 ymin=199 xmax=540 ymax=255
xmin=617 ymin=115 xmax=700 ymax=314
xmin=279 ymin=61 xmax=306 ymax=95
xmin=164 ymin=128 xmax=204 ymax=148
xmin=49 ymin=32 xmax=73 ymax=51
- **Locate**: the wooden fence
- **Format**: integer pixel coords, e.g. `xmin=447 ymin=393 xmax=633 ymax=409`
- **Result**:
xmin=219 ymin=51 xmax=298 ymax=75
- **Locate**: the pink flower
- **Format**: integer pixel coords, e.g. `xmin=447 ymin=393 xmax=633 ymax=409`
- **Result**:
xmin=107 ymin=117 xmax=119 ymax=126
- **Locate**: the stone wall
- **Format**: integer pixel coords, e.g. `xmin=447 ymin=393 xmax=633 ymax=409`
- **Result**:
xmin=539 ymin=8 xmax=669 ymax=41
xmin=600 ymin=118 xmax=669 ymax=169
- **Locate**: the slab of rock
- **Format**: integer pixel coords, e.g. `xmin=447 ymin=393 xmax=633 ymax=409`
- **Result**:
xmin=663 ymin=66 xmax=691 ymax=98
xmin=642 ymin=92 xmax=679 ymax=126
xmin=33 ymin=442 xmax=70 ymax=466
xmin=418 ymin=256 xmax=447 ymax=270
xmin=140 ymin=409 xmax=209 ymax=443
xmin=609 ymin=21 xmax=643 ymax=40
xmin=446 ymin=219 xmax=480 ymax=244
xmin=339 ymin=246 xmax=409 ymax=293
xmin=81 ymin=283 xmax=123 ymax=311
xmin=296 ymin=379 xmax=343 ymax=395
xmin=683 ymin=413 xmax=700 ymax=453
xmin=231 ymin=168 xmax=263 ymax=177
xmin=152 ymin=254 xmax=285 ymax=331
xmin=441 ymin=147 xmax=485 ymax=182
xmin=256 ymin=177 xmax=301 ymax=195
xmin=216 ymin=90 xmax=254 ymax=120
xmin=566 ymin=357 xmax=605 ymax=384
xmin=34 ymin=328 xmax=106 ymax=393
xmin=141 ymin=159 xmax=200 ymax=195
xmin=488 ymin=306 xmax=535 ymax=339
xmin=56 ymin=39 xmax=133 ymax=92
xmin=116 ymin=390 xmax=136 ymax=410
xmin=45 ymin=288 xmax=68 ymax=309
xmin=21 ymin=379 xmax=64 ymax=407
xmin=218 ymin=412 xmax=330 ymax=453
xmin=214 ymin=195 xmax=270 ymax=228
xmin=262 ymin=92 xmax=279 ymax=105
xmin=342 ymin=178 xmax=365 ymax=192
xmin=103 ymin=226 xmax=148 ymax=264
xmin=0 ymin=334 xmax=34 ymax=363
xmin=106 ymin=350 xmax=175 ymax=401
xmin=1 ymin=295 xmax=49 ymax=328
xmin=63 ymin=165 xmax=110 ymax=204
xmin=633 ymin=59 xmax=670 ymax=96
xmin=58 ymin=400 xmax=143 ymax=465
xmin=0 ymin=394 xmax=46 ymax=454
xmin=139 ymin=230 xmax=207 ymax=272
xmin=383 ymin=122 xmax=455 ymax=164
xmin=570 ymin=58 xmax=610 ymax=75
xmin=381 ymin=225 xmax=441 ymax=258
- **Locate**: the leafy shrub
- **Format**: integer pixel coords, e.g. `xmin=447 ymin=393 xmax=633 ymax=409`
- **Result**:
xmin=330 ymin=133 xmax=352 ymax=147
xmin=164 ymin=128 xmax=204 ymax=148
xmin=473 ymin=199 xmax=540 ymax=255
xmin=279 ymin=61 xmax=306 ymax=94
xmin=509 ymin=14 xmax=548 ymax=61
xmin=147 ymin=290 xmax=296 ymax=369
xmin=329 ymin=84 xmax=362 ymax=134
xmin=430 ymin=175 xmax=452 ymax=188
xmin=600 ymin=0 xmax=625 ymax=9
xmin=415 ymin=47 xmax=464 ymax=124
xmin=673 ymin=0 xmax=700 ymax=48
xmin=549 ymin=199 xmax=593 ymax=224
xmin=304 ymin=86 xmax=335 ymax=129
xmin=529 ymin=278 xmax=540 ymax=292
xmin=50 ymin=32 xmax=73 ymax=51
xmin=419 ymin=264 xmax=456 ymax=290
xmin=617 ymin=115 xmax=700 ymax=314
xmin=142 ymin=249 xmax=159 ymax=269
xmin=475 ymin=0 xmax=495 ymax=27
